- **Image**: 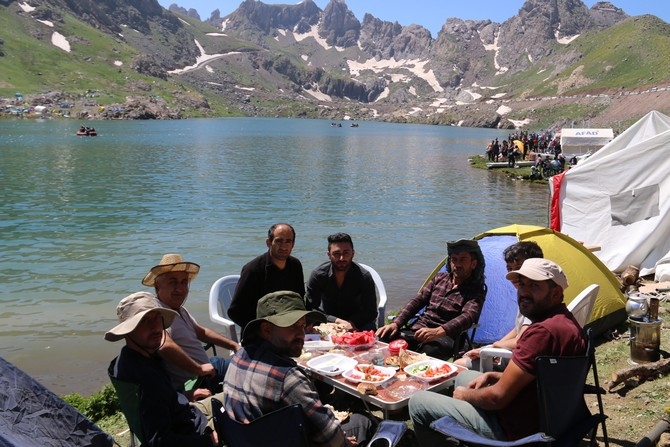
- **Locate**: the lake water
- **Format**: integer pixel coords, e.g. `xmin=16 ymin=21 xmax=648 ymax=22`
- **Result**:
xmin=0 ymin=117 xmax=549 ymax=395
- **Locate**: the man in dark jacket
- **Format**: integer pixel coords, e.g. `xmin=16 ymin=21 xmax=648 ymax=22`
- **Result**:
xmin=229 ymin=223 xmax=305 ymax=329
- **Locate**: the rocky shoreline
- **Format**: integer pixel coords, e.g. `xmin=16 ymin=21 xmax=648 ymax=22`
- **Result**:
xmin=4 ymin=81 xmax=670 ymax=131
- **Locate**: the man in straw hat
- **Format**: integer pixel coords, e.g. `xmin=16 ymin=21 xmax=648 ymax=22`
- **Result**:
xmin=409 ymin=258 xmax=587 ymax=445
xmin=223 ymin=291 xmax=373 ymax=446
xmin=143 ymin=253 xmax=240 ymax=400
xmin=376 ymin=239 xmax=487 ymax=360
xmin=106 ymin=291 xmax=220 ymax=446
xmin=228 ymin=223 xmax=306 ymax=329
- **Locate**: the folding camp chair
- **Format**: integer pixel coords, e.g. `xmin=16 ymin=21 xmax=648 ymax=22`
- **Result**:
xmin=212 ymin=399 xmax=309 ymax=447
xmin=108 ymin=373 xmax=143 ymax=447
xmin=212 ymin=398 xmax=407 ymax=447
xmin=393 ymin=256 xmax=483 ymax=360
xmin=431 ymin=328 xmax=609 ymax=447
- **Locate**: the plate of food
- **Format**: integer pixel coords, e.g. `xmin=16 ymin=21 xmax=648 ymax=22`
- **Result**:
xmin=342 ymin=363 xmax=396 ymax=385
xmin=403 ymin=359 xmax=458 ymax=381
xmin=306 ymin=353 xmax=357 ymax=377
xmin=331 ymin=330 xmax=377 ymax=350
xmin=304 ymin=333 xmax=335 ymax=351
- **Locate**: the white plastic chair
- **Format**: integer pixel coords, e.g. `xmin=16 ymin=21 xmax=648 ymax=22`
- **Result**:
xmin=208 ymin=274 xmax=241 ymax=343
xmin=567 ymin=284 xmax=599 ymax=327
xmin=358 ymin=263 xmax=388 ymax=328
xmin=479 ymin=284 xmax=600 ymax=372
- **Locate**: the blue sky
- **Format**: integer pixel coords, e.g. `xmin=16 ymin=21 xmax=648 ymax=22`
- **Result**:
xmin=158 ymin=0 xmax=670 ymax=36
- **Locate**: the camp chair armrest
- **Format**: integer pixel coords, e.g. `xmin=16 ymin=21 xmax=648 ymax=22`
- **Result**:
xmin=479 ymin=347 xmax=513 ymax=372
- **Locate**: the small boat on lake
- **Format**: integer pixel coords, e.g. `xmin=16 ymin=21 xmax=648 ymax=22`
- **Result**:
xmin=76 ymin=126 xmax=97 ymax=136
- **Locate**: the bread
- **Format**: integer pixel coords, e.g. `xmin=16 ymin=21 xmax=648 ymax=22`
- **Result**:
xmin=384 ymin=355 xmax=400 ymax=366
xmin=356 ymin=382 xmax=378 ymax=396
xmin=398 ymin=348 xmax=427 ymax=369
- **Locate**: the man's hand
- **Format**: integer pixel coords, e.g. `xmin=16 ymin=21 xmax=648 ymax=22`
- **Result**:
xmin=463 ymin=347 xmax=481 ymax=360
xmin=189 ymin=388 xmax=212 ymax=402
xmin=465 ymin=371 xmax=501 ymax=390
xmin=198 ymin=363 xmax=215 ymax=377
xmin=375 ymin=322 xmax=398 ymax=340
xmin=345 ymin=435 xmax=358 ymax=446
xmin=334 ymin=318 xmax=353 ymax=331
xmin=413 ymin=326 xmax=445 ymax=343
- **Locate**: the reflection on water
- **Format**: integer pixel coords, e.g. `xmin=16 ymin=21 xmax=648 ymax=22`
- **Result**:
xmin=0 ymin=118 xmax=548 ymax=394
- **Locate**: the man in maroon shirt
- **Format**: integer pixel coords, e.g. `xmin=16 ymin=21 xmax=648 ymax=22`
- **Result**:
xmin=408 ymin=258 xmax=586 ymax=445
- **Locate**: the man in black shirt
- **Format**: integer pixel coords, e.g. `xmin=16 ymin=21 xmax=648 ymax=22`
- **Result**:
xmin=228 ymin=223 xmax=305 ymax=329
xmin=305 ymin=232 xmax=377 ymax=330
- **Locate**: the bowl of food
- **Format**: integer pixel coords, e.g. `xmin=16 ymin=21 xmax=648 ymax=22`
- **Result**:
xmin=331 ymin=330 xmax=377 ymax=350
xmin=403 ymin=359 xmax=458 ymax=382
xmin=342 ymin=363 xmax=396 ymax=385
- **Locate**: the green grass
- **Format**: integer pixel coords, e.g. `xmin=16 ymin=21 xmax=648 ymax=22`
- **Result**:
xmin=495 ymin=16 xmax=670 ymax=99
xmin=468 ymin=155 xmax=548 ymax=183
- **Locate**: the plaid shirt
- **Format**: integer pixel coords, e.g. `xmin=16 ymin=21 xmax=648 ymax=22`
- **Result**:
xmin=223 ymin=341 xmax=346 ymax=447
xmin=393 ymin=272 xmax=486 ymax=338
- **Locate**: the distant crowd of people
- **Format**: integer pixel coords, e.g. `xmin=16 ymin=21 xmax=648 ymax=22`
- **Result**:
xmin=104 ymin=222 xmax=586 ymax=446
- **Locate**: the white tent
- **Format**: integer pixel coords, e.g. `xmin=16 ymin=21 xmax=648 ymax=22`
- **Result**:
xmin=550 ymin=111 xmax=670 ymax=278
xmin=560 ymin=128 xmax=613 ymax=155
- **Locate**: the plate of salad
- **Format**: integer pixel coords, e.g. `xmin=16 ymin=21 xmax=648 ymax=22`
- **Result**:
xmin=403 ymin=359 xmax=458 ymax=381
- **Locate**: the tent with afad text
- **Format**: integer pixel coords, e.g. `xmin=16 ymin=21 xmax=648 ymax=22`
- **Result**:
xmin=550 ymin=111 xmax=670 ymax=280
xmin=426 ymin=225 xmax=626 ymax=345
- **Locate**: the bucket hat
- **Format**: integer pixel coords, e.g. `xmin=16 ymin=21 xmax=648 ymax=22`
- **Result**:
xmin=105 ymin=291 xmax=178 ymax=342
xmin=141 ymin=253 xmax=200 ymax=286
xmin=505 ymin=258 xmax=569 ymax=290
xmin=241 ymin=291 xmax=326 ymax=346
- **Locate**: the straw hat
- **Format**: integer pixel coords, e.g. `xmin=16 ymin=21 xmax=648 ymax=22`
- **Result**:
xmin=141 ymin=253 xmax=200 ymax=286
xmin=105 ymin=291 xmax=178 ymax=342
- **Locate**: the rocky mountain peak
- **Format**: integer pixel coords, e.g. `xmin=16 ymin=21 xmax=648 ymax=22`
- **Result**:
xmin=222 ymin=0 xmax=321 ymax=36
xmin=168 ymin=3 xmax=200 ymax=20
xmin=493 ymin=0 xmax=594 ymax=73
xmin=318 ymin=0 xmax=361 ymax=47
xmin=359 ymin=14 xmax=432 ymax=59
xmin=589 ymin=2 xmax=629 ymax=27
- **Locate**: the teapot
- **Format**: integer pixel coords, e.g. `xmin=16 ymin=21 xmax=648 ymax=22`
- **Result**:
xmin=626 ymin=291 xmax=649 ymax=320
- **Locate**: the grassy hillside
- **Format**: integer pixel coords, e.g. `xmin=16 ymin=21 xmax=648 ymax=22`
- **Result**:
xmin=498 ymin=15 xmax=670 ymax=99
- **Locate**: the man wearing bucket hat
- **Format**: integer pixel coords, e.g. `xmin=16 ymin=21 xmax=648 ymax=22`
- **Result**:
xmin=106 ymin=291 xmax=219 ymax=446
xmin=409 ymin=258 xmax=587 ymax=445
xmin=228 ymin=223 xmax=306 ymax=329
xmin=223 ymin=291 xmax=374 ymax=446
xmin=376 ymin=239 xmax=487 ymax=360
xmin=143 ymin=253 xmax=240 ymax=400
